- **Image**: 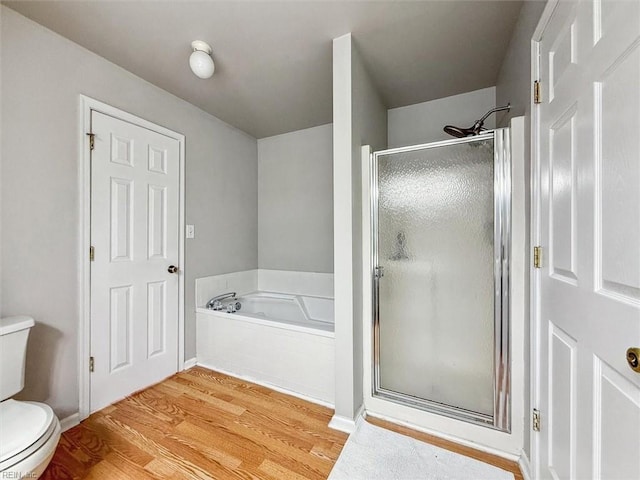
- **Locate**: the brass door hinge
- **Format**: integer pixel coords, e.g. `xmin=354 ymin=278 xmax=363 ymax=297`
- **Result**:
xmin=533 ymin=246 xmax=542 ymax=269
xmin=86 ymin=132 xmax=95 ymax=151
xmin=89 ymin=356 xmax=95 ymax=373
xmin=89 ymin=246 xmax=95 ymax=262
xmin=533 ymin=408 xmax=541 ymax=432
xmin=534 ymin=81 xmax=542 ymax=104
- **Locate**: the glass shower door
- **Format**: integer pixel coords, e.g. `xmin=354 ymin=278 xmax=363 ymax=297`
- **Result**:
xmin=372 ymin=131 xmax=510 ymax=430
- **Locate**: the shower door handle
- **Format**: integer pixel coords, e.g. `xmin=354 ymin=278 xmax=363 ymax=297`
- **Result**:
xmin=374 ymin=266 xmax=385 ymax=279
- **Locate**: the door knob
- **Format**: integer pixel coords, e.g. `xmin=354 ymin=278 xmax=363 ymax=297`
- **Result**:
xmin=168 ymin=265 xmax=179 ymax=274
xmin=627 ymin=347 xmax=640 ymax=373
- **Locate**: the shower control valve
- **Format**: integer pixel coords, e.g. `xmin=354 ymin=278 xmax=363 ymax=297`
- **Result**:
xmin=226 ymin=301 xmax=242 ymax=314
xmin=209 ymin=300 xmax=223 ymax=310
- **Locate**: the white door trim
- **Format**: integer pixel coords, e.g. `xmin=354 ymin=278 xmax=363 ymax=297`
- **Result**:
xmin=529 ymin=1 xmax=559 ymax=478
xmin=78 ymin=95 xmax=186 ymax=420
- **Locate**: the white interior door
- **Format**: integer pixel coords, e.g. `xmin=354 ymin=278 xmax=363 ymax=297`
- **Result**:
xmin=535 ymin=1 xmax=640 ymax=478
xmin=90 ymin=110 xmax=180 ymax=413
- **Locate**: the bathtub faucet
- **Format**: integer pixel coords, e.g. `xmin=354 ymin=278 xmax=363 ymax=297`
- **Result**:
xmin=206 ymin=292 xmax=237 ymax=310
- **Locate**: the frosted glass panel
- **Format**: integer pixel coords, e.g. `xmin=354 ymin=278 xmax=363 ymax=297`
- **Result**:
xmin=377 ymin=138 xmax=495 ymax=416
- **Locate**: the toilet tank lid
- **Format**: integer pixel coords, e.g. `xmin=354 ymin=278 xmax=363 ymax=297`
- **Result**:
xmin=0 ymin=316 xmax=35 ymax=336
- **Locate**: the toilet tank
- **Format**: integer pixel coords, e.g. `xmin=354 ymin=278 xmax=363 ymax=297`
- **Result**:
xmin=0 ymin=316 xmax=35 ymax=401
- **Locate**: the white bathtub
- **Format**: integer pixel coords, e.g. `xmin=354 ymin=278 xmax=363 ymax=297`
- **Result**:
xmin=230 ymin=291 xmax=333 ymax=334
xmin=196 ymin=291 xmax=335 ymax=404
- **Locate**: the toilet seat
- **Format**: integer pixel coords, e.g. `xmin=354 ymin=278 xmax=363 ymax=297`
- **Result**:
xmin=0 ymin=400 xmax=58 ymax=472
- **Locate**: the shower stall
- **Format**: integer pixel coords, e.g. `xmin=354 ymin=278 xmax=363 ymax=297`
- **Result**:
xmin=370 ymin=129 xmax=511 ymax=432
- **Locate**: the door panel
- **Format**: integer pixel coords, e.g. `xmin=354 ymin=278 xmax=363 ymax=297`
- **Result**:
xmin=595 ymin=358 xmax=640 ymax=480
xmin=90 ymin=111 xmax=180 ymax=412
xmin=147 ymin=280 xmax=167 ymax=358
xmin=148 ymin=184 xmax=167 ymax=259
xmin=597 ymin=46 xmax=640 ymax=301
xmin=377 ymin=140 xmax=496 ymax=417
xmin=109 ymin=285 xmax=132 ymax=372
xmin=549 ymin=104 xmax=578 ymax=284
xmin=548 ymin=322 xmax=577 ymax=480
xmin=536 ymin=1 xmax=640 ymax=478
xmin=110 ymin=178 xmax=133 ymax=261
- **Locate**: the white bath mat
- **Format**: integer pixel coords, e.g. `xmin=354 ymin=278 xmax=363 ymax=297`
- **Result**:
xmin=328 ymin=420 xmax=515 ymax=480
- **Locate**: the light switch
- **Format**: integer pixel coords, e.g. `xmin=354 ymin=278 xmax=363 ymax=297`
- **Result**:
xmin=186 ymin=224 xmax=195 ymax=239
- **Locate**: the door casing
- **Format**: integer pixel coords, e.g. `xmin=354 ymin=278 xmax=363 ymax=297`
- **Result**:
xmin=78 ymin=95 xmax=186 ymax=420
xmin=530 ymin=2 xmax=559 ymax=476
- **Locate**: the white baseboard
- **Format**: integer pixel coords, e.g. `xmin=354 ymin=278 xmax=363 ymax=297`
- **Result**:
xmin=59 ymin=412 xmax=80 ymax=432
xmin=519 ymin=451 xmax=532 ymax=480
xmin=329 ymin=405 xmax=365 ymax=434
xmin=183 ymin=357 xmax=197 ymax=369
xmin=196 ymin=361 xmax=334 ymax=409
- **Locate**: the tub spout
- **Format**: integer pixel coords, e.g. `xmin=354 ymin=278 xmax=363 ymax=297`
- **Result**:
xmin=206 ymin=292 xmax=237 ymax=310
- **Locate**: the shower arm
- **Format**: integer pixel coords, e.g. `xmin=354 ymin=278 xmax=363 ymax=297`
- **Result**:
xmin=471 ymin=104 xmax=511 ymax=132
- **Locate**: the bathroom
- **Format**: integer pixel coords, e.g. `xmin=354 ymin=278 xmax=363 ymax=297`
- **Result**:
xmin=0 ymin=1 xmax=544 ymax=476
xmin=2 ymin=1 xmax=639 ymax=479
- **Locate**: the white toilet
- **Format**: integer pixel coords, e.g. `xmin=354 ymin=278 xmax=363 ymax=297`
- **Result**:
xmin=0 ymin=316 xmax=61 ymax=478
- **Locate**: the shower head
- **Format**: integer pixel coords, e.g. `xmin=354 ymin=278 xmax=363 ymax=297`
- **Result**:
xmin=443 ymin=125 xmax=474 ymax=138
xmin=443 ymin=104 xmax=511 ymax=138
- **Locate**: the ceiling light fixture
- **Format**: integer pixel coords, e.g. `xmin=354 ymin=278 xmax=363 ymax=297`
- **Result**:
xmin=189 ymin=40 xmax=215 ymax=79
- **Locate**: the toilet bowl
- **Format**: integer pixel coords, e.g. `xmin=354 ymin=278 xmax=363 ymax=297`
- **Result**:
xmin=0 ymin=316 xmax=61 ymax=478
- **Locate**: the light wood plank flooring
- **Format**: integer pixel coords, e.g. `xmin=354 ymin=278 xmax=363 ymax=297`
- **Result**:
xmin=42 ymin=367 xmax=348 ymax=479
xmin=43 ymin=367 xmax=522 ymax=479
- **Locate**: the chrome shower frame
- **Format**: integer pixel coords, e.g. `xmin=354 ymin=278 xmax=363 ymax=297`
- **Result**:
xmin=370 ymin=129 xmax=511 ymax=432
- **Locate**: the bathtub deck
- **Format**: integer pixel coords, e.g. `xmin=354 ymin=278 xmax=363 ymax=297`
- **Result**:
xmin=41 ymin=366 xmax=348 ymax=479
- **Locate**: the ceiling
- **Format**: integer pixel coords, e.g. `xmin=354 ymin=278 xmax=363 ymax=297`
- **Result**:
xmin=4 ymin=1 xmax=523 ymax=138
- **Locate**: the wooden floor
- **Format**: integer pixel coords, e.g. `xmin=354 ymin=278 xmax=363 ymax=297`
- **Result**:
xmin=42 ymin=367 xmax=522 ymax=479
xmin=42 ymin=367 xmax=348 ymax=479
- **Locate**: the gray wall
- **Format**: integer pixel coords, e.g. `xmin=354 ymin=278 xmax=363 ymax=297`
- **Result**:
xmin=333 ymin=33 xmax=387 ymax=423
xmin=258 ymin=124 xmax=333 ymax=273
xmin=0 ymin=6 xmax=258 ymax=418
xmin=350 ymin=40 xmax=387 ymax=416
xmin=495 ymin=0 xmax=547 ymax=459
xmin=496 ymin=0 xmax=547 ymax=124
xmin=388 ymin=87 xmax=496 ymax=148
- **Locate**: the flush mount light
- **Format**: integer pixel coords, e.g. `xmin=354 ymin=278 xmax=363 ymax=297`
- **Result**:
xmin=189 ymin=40 xmax=215 ymax=79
